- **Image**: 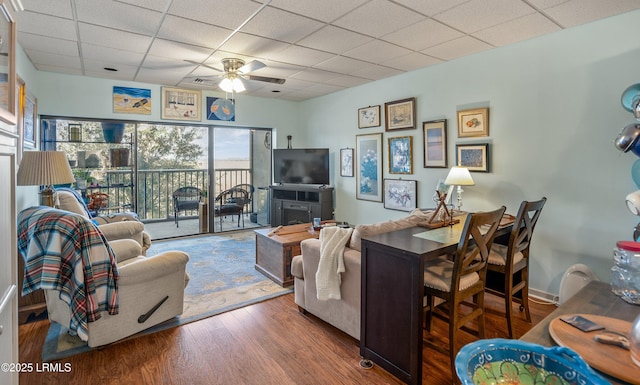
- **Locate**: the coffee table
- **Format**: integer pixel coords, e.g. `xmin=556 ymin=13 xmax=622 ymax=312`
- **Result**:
xmin=254 ymin=223 xmax=319 ymax=287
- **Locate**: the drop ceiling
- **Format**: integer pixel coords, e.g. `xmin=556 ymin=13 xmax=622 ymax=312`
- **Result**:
xmin=12 ymin=0 xmax=640 ymax=101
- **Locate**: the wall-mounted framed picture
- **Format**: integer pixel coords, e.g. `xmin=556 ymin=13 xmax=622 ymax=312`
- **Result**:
xmin=340 ymin=147 xmax=354 ymax=177
xmin=385 ymin=97 xmax=416 ymax=131
xmin=0 ymin=3 xmax=17 ymax=127
xmin=358 ymin=105 xmax=380 ymax=128
xmin=161 ymin=86 xmax=201 ymax=121
xmin=113 ymin=86 xmax=151 ymax=115
xmin=356 ymin=133 xmax=383 ymax=202
xmin=457 ymin=107 xmax=489 ymax=137
xmin=206 ymin=97 xmax=235 ymax=121
xmin=423 ymin=119 xmax=447 ymax=168
xmin=388 ymin=136 xmax=413 ymax=174
xmin=456 ymin=143 xmax=490 ymax=172
xmin=383 ymin=178 xmax=417 ymax=211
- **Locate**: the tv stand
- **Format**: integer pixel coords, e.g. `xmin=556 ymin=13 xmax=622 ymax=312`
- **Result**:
xmin=270 ymin=185 xmax=334 ymax=227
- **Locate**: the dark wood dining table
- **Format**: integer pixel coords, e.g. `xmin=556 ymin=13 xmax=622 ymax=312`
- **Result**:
xmin=520 ymin=280 xmax=640 ymax=385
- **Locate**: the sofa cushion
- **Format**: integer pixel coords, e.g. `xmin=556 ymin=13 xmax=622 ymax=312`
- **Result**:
xmin=349 ymin=214 xmax=424 ymax=251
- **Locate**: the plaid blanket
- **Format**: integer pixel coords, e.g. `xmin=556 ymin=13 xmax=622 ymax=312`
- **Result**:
xmin=17 ymin=206 xmax=119 ymax=342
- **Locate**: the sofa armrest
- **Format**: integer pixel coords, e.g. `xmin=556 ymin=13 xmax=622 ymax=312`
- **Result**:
xmin=109 ymin=239 xmax=143 ymax=263
xmin=117 ymin=251 xmax=189 ymax=285
xmin=99 ymin=221 xmax=144 ymax=244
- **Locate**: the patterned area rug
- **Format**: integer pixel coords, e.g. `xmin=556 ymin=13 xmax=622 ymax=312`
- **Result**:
xmin=42 ymin=230 xmax=292 ymax=361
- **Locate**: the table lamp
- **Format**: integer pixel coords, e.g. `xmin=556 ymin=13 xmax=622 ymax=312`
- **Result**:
xmin=444 ymin=166 xmax=475 ymax=212
xmin=17 ymin=151 xmax=75 ymax=206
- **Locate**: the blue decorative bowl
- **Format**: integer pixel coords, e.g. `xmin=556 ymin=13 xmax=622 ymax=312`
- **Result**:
xmin=101 ymin=122 xmax=125 ymax=143
xmin=455 ymin=339 xmax=609 ymax=385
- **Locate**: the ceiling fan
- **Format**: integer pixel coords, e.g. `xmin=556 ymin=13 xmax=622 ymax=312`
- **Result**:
xmin=185 ymin=58 xmax=285 ymax=92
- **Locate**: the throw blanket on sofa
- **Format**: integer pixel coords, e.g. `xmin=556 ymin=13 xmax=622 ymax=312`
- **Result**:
xmin=316 ymin=226 xmax=353 ymax=300
xmin=17 ymin=206 xmax=119 ymax=342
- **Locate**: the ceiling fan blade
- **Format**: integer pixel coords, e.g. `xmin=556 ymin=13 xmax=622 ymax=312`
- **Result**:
xmin=238 ymin=60 xmax=266 ymax=74
xmin=184 ymin=59 xmax=223 ymax=72
xmin=247 ymin=75 xmax=285 ymax=85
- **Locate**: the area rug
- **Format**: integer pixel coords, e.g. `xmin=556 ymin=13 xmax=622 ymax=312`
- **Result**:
xmin=42 ymin=230 xmax=292 ymax=361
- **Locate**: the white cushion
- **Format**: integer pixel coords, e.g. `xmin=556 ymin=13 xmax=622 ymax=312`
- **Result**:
xmin=488 ymin=244 xmax=524 ymax=266
xmin=424 ymin=256 xmax=480 ymax=292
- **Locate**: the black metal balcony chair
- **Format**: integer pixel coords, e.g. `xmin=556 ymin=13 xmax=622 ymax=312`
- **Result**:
xmin=172 ymin=186 xmax=204 ymax=227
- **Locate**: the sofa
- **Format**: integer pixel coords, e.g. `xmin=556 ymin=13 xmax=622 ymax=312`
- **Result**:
xmin=291 ymin=211 xmax=428 ymax=339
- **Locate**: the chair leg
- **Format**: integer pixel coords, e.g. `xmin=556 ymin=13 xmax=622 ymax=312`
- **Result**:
xmin=448 ymin=301 xmax=459 ymax=378
xmin=476 ymin=291 xmax=486 ymax=339
xmin=521 ymin=268 xmax=532 ymax=323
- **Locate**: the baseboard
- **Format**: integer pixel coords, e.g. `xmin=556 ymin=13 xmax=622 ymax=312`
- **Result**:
xmin=530 ymin=288 xmax=559 ymax=305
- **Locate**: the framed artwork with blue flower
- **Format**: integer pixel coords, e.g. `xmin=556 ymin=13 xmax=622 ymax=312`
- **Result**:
xmin=356 ymin=133 xmax=383 ymax=202
xmin=206 ymin=97 xmax=235 ymax=121
xmin=388 ymin=136 xmax=413 ymax=174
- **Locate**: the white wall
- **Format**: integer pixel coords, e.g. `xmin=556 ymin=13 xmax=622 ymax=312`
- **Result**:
xmin=299 ymin=10 xmax=640 ymax=295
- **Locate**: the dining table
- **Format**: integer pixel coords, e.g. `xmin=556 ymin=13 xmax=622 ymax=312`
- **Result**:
xmin=520 ymin=280 xmax=640 ymax=385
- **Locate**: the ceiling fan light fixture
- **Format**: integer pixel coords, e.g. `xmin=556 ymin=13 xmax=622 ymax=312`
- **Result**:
xmin=219 ymin=76 xmax=245 ymax=93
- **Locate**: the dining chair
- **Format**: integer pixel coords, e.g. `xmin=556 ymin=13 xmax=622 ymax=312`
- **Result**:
xmin=485 ymin=197 xmax=547 ymax=338
xmin=423 ymin=206 xmax=506 ymax=376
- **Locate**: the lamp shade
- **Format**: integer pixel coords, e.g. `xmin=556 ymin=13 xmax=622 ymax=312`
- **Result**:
xmin=17 ymin=151 xmax=75 ymax=186
xmin=445 ymin=166 xmax=475 ymax=186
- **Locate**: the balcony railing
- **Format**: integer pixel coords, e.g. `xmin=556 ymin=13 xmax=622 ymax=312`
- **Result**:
xmin=98 ymin=168 xmax=252 ymax=221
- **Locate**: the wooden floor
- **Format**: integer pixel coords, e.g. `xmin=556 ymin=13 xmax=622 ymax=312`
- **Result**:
xmin=19 ymin=293 xmax=556 ymax=385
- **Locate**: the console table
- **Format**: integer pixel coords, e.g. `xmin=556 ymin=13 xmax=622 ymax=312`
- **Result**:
xmin=359 ymin=219 xmax=512 ymax=385
xmin=270 ymin=185 xmax=333 ymax=227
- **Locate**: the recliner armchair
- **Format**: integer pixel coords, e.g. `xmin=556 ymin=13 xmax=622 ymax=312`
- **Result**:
xmin=18 ymin=206 xmax=189 ymax=348
xmin=54 ymin=187 xmax=152 ymax=254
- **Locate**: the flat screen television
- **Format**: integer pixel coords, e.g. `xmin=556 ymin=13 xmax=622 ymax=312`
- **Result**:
xmin=273 ymin=148 xmax=330 ymax=185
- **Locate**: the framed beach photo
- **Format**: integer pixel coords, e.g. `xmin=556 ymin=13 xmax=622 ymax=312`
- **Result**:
xmin=113 ymin=86 xmax=151 ymax=115
xmin=457 ymin=107 xmax=489 ymax=137
xmin=388 ymin=136 xmax=413 ymax=174
xmin=340 ymin=148 xmax=354 ymax=177
xmin=161 ymin=86 xmax=201 ymax=121
xmin=358 ymin=105 xmax=380 ymax=128
xmin=384 ymin=179 xmax=417 ymax=211
xmin=356 ymin=133 xmax=383 ymax=202
xmin=423 ymin=119 xmax=447 ymax=168
xmin=385 ymin=97 xmax=416 ymax=131
xmin=456 ymin=143 xmax=490 ymax=172
xmin=22 ymin=91 xmax=36 ymax=149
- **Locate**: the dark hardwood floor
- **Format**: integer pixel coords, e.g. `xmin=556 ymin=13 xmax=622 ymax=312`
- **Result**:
xmin=19 ymin=293 xmax=556 ymax=385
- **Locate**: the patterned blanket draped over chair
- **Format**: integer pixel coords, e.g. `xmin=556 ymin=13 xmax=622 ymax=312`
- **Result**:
xmin=17 ymin=206 xmax=119 ymax=342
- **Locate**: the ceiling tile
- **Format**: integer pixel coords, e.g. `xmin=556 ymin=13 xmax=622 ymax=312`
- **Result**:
xmin=526 ymin=0 xmax=571 ymax=10
xmin=34 ymin=64 xmax=83 ymax=76
xmin=391 ymin=0 xmax=474 ymax=16
xmin=343 ymin=40 xmax=412 ymax=64
xmin=350 ymin=64 xmax=403 ymax=80
xmin=268 ymin=0 xmax=368 ymax=22
xmin=137 ymin=66 xmax=198 ymax=85
xmin=115 ymin=0 xmax=172 ymax=12
xmin=474 ymin=13 xmax=561 ymax=46
xmin=84 ymin=63 xmax=138 ymax=80
xmin=290 ymin=68 xmax=342 ymax=82
xmin=18 ymin=33 xmax=79 ymax=57
xmin=242 ymin=7 xmax=325 ymax=43
xmin=421 ymin=36 xmax=493 ymax=61
xmin=75 ymin=0 xmax=164 ymax=36
xmin=297 ymin=26 xmax=373 ymax=54
xmin=17 ymin=0 xmax=73 ymax=19
xmin=380 ymin=52 xmax=442 ymax=71
xmin=542 ymin=0 xmax=640 ymax=28
xmin=25 ymin=50 xmax=82 ymax=70
xmin=324 ymin=75 xmax=371 ymax=88
xmin=313 ymin=55 xmax=372 ymax=74
xmin=267 ymin=45 xmax=335 ymax=67
xmin=381 ymin=19 xmax=464 ymax=51
xmin=333 ymin=0 xmax=425 ymax=37
xmin=16 ymin=13 xmax=77 ymax=41
xmin=81 ymin=44 xmax=146 ymax=67
xmin=434 ymin=0 xmax=536 ymax=33
xmin=168 ymin=0 xmax=260 ymax=30
xmin=157 ymin=15 xmax=231 ymax=49
xmin=221 ymin=33 xmax=290 ymax=59
xmin=146 ymin=39 xmax=213 ymax=62
xmin=79 ymin=23 xmax=153 ymax=53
